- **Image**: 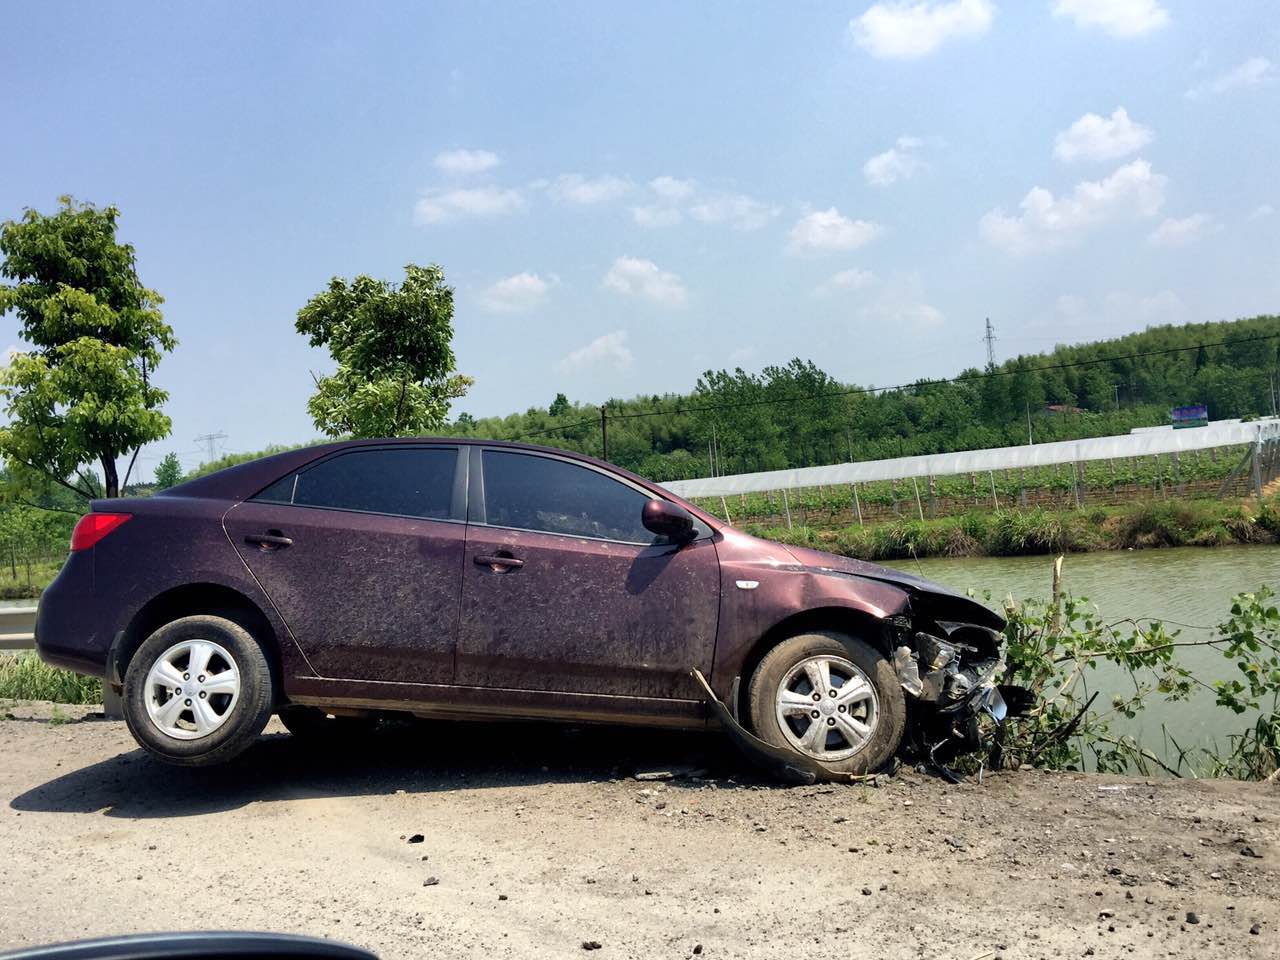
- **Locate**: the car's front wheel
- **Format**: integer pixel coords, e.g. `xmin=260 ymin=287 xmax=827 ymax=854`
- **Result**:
xmin=747 ymin=630 xmax=905 ymax=776
xmin=122 ymin=615 xmax=275 ymax=766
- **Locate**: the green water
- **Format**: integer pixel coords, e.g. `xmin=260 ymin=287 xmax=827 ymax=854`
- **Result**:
xmin=886 ymin=545 xmax=1280 ymax=761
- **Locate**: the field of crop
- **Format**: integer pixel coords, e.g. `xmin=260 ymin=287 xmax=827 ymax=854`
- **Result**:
xmin=691 ymin=445 xmax=1255 ymax=528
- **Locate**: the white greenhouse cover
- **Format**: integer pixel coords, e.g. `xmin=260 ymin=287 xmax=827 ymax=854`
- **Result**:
xmin=661 ymin=417 xmax=1280 ymax=499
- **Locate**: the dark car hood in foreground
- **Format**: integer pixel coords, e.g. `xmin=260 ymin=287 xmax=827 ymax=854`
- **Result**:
xmin=775 ymin=542 xmax=1006 ymax=630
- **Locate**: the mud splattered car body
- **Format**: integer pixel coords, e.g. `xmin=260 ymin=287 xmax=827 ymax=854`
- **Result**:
xmin=36 ymin=438 xmax=1019 ymax=768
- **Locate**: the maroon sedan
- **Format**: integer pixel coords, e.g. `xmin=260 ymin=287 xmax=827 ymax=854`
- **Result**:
xmin=36 ymin=439 xmax=1013 ymax=775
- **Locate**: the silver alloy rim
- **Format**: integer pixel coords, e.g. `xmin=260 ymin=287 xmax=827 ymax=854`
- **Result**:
xmin=775 ymin=654 xmax=879 ymax=761
xmin=143 ymin=639 xmax=240 ymax=740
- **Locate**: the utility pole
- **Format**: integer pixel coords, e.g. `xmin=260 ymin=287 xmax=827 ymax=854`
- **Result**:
xmin=193 ymin=431 xmax=228 ymax=463
xmin=1112 ymin=383 xmax=1121 ymax=411
xmin=599 ymin=406 xmax=608 ymax=462
xmin=1026 ymin=401 xmax=1034 ymax=445
xmin=983 ymin=318 xmax=997 ymax=368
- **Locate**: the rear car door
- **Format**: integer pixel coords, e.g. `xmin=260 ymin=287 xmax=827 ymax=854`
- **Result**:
xmin=457 ymin=447 xmax=720 ymax=700
xmin=223 ymin=444 xmax=466 ymax=684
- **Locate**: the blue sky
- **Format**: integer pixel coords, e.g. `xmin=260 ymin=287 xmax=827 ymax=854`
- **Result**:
xmin=2 ymin=0 xmax=1278 ymax=476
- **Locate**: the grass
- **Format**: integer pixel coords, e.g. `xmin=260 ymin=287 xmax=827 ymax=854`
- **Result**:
xmin=0 ymin=559 xmax=65 ymax=599
xmin=747 ymin=497 xmax=1278 ymax=562
xmin=0 ymin=653 xmax=101 ymax=704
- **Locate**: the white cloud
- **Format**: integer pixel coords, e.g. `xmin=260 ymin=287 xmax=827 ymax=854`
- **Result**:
xmin=787 ymin=208 xmax=882 ymax=255
xmin=1051 ymin=0 xmax=1169 ymax=37
xmin=1249 ymin=204 xmax=1275 ymax=221
xmin=1186 ymin=57 xmax=1275 ymax=99
xmin=632 ymin=205 xmax=683 ymax=228
xmin=433 ymin=149 xmax=499 ymax=175
xmin=1103 ymin=289 xmax=1186 ymax=321
xmin=1053 ymin=108 xmax=1153 ymax=163
xmin=547 ymin=174 xmax=632 ymax=205
xmin=414 ymin=186 xmax=525 ymax=224
xmin=979 ymin=159 xmax=1167 ymax=255
xmin=602 ymin=257 xmax=688 ymax=307
xmin=1147 ymin=213 xmax=1216 ymax=247
xmin=815 ymin=268 xmax=878 ymax=296
xmin=650 ymin=176 xmax=696 ymax=201
xmin=479 ymin=272 xmax=555 ymax=313
xmin=863 ymin=296 xmax=945 ymax=330
xmin=863 ymin=136 xmax=926 ymax=186
xmin=557 ymin=330 xmax=633 ymax=373
xmin=634 ymin=177 xmax=775 ymax=230
xmin=688 ymin=192 xmax=778 ymax=230
xmin=850 ymin=0 xmax=994 ymax=59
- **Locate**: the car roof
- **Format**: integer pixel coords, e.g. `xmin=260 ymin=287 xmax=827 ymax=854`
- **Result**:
xmin=160 ymin=436 xmax=716 ymax=524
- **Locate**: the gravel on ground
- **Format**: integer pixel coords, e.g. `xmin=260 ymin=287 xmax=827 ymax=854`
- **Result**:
xmin=1 ymin=701 xmax=1276 ymax=959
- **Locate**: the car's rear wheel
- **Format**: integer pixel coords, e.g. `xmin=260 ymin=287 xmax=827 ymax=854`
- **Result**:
xmin=277 ymin=705 xmax=376 ymax=740
xmin=747 ymin=631 xmax=905 ymax=776
xmin=123 ymin=615 xmax=275 ymax=767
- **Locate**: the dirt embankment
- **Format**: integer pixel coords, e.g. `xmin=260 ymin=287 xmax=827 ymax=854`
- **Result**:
xmin=1 ymin=702 xmax=1276 ymax=960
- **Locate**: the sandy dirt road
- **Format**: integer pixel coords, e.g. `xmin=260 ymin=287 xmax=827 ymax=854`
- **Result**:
xmin=0 ymin=702 xmax=1276 ymax=960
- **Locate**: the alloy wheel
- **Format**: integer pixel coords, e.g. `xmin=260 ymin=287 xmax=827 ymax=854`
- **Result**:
xmin=774 ymin=654 xmax=879 ymax=761
xmin=143 ymin=639 xmax=241 ymax=740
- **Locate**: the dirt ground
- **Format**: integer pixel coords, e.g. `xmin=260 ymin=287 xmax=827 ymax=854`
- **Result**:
xmin=1 ymin=702 xmax=1276 ymax=960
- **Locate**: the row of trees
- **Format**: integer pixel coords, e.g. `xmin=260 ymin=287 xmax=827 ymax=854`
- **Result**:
xmin=2 ymin=196 xmax=1278 ymax=504
xmin=445 ymin=316 xmax=1280 ymax=481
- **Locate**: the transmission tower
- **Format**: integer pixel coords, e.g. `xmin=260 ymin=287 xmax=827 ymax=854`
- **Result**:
xmin=194 ymin=431 xmax=228 ymax=462
xmin=982 ymin=318 xmax=997 ymax=368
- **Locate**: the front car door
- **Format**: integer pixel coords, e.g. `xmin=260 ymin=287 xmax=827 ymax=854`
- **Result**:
xmin=224 ymin=444 xmax=466 ymax=684
xmin=456 ymin=447 xmax=720 ymax=700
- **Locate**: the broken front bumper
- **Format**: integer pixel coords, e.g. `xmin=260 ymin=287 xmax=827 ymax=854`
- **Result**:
xmin=891 ymin=616 xmax=1032 ymax=758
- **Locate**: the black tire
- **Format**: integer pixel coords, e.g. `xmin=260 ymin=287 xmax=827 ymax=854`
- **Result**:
xmin=747 ymin=630 xmax=906 ymax=776
xmin=122 ymin=615 xmax=275 ymax=767
xmin=277 ymin=705 xmax=376 ymax=740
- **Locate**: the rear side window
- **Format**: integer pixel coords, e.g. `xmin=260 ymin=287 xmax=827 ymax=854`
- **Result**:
xmin=481 ymin=450 xmax=653 ymax=543
xmin=254 ymin=447 xmax=457 ymax=520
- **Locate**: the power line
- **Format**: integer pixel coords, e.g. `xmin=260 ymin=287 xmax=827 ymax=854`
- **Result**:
xmin=193 ymin=431 xmax=229 ymax=462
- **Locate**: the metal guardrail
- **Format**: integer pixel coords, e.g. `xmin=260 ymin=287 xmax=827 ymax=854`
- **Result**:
xmin=0 ymin=605 xmax=38 ymax=651
xmin=1 ymin=603 xmax=122 ymax=717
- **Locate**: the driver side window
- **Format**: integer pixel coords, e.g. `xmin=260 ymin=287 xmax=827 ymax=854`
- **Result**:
xmin=481 ymin=450 xmax=655 ymax=543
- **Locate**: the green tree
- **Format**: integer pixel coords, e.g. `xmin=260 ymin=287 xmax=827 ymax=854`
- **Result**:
xmin=548 ymin=392 xmax=571 ymax=418
xmin=297 ymin=263 xmax=472 ymax=438
xmin=0 ymin=198 xmax=176 ymax=498
xmin=153 ymin=452 xmax=183 ymax=489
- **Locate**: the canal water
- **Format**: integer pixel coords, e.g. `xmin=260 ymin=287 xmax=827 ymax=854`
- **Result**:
xmin=886 ymin=545 xmax=1280 ymax=764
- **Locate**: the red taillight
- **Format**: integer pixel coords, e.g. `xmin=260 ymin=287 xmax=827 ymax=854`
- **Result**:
xmin=70 ymin=512 xmax=132 ymax=551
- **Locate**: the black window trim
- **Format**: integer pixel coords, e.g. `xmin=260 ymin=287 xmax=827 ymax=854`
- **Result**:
xmin=250 ymin=443 xmax=468 ymax=524
xmin=469 ymin=445 xmax=709 ymax=546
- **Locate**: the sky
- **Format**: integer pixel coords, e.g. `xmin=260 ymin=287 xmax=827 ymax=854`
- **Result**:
xmin=2 ymin=0 xmax=1279 ymax=477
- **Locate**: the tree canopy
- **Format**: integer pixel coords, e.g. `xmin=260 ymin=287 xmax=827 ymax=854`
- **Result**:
xmin=0 ymin=197 xmax=175 ymax=498
xmin=297 ymin=263 xmax=472 ymax=438
xmin=444 ymin=314 xmax=1280 ymax=480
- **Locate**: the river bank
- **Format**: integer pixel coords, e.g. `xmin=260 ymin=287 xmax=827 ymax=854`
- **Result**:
xmin=749 ymin=497 xmax=1279 ymax=561
xmin=0 ymin=702 xmax=1275 ymax=959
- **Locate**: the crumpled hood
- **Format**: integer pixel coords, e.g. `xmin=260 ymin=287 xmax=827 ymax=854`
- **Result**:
xmin=776 ymin=542 xmax=1006 ymax=630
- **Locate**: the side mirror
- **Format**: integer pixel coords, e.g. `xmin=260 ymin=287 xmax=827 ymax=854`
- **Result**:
xmin=642 ymin=499 xmax=696 ymax=542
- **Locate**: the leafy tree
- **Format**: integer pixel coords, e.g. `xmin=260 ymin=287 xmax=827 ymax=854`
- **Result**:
xmin=297 ymin=263 xmax=472 ymax=438
xmin=548 ymin=392 xmax=571 ymax=418
xmin=0 ymin=198 xmax=175 ymax=498
xmin=153 ymin=452 xmax=184 ymax=489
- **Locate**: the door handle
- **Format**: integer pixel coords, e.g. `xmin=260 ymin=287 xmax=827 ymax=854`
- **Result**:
xmin=474 ymin=553 xmax=524 ymax=570
xmin=245 ymin=531 xmax=293 ymax=550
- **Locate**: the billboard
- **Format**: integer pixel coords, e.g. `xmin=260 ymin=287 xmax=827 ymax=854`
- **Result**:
xmin=1171 ymin=404 xmax=1208 ymax=429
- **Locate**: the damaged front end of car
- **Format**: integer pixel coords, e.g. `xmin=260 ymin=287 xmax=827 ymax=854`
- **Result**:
xmin=886 ymin=599 xmax=1034 ymax=770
